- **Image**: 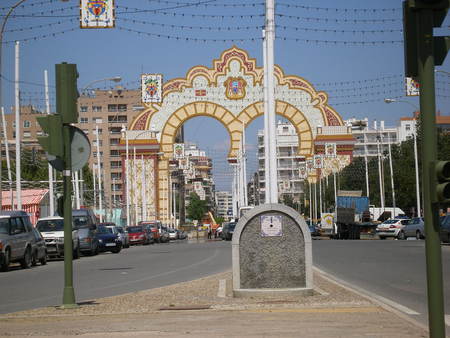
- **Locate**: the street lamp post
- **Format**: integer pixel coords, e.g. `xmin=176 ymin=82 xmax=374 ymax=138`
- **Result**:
xmin=384 ymin=98 xmax=421 ymax=217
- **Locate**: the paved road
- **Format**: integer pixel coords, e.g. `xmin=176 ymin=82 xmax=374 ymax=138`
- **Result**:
xmin=0 ymin=240 xmax=231 ymax=314
xmin=312 ymin=239 xmax=450 ymax=329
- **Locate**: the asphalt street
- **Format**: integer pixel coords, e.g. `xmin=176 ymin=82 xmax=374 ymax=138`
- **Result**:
xmin=312 ymin=239 xmax=450 ymax=329
xmin=0 ymin=240 xmax=231 ymax=314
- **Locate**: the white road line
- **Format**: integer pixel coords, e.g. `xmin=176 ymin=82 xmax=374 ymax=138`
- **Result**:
xmin=314 ymin=267 xmax=420 ymax=315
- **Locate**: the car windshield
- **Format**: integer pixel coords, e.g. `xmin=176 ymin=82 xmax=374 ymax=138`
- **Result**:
xmin=383 ymin=219 xmax=398 ymax=224
xmin=73 ymin=216 xmax=89 ymax=228
xmin=0 ymin=219 xmax=9 ymax=234
xmin=97 ymin=226 xmax=110 ymax=234
xmin=128 ymin=226 xmax=143 ymax=233
xmin=228 ymin=223 xmax=236 ymax=230
xmin=37 ymin=219 xmax=64 ymax=232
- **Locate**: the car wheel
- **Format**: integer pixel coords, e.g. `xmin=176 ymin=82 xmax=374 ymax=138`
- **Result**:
xmin=1 ymin=249 xmax=10 ymax=272
xmin=94 ymin=243 xmax=99 ymax=255
xmin=40 ymin=253 xmax=47 ymax=265
xmin=111 ymin=247 xmax=121 ymax=254
xmin=20 ymin=247 xmax=32 ymax=269
xmin=398 ymin=231 xmax=406 ymax=240
xmin=416 ymin=231 xmax=422 ymax=240
xmin=379 ymin=236 xmax=386 ymax=240
xmin=31 ymin=250 xmax=37 ymax=266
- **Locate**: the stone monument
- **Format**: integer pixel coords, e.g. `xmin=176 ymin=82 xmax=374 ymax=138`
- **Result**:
xmin=232 ymin=203 xmax=313 ymax=297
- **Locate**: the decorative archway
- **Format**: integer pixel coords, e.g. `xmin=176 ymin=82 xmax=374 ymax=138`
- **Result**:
xmin=127 ymin=46 xmax=354 ymax=223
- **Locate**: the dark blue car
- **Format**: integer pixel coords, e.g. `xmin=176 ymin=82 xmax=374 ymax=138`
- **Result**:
xmin=95 ymin=225 xmax=122 ymax=254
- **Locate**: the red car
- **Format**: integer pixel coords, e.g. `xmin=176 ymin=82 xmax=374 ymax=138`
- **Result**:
xmin=127 ymin=226 xmax=148 ymax=245
xmin=139 ymin=221 xmax=161 ymax=243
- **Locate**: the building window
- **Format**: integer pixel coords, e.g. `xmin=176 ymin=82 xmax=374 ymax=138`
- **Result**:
xmin=406 ymin=124 xmax=411 ymax=131
xmin=118 ymin=104 xmax=127 ymax=112
xmin=108 ymin=115 xmax=127 ymax=123
xmin=110 ymin=138 xmax=120 ymax=145
xmin=80 ymin=106 xmax=88 ymax=112
xmin=80 ymin=117 xmax=88 ymax=124
xmin=111 ymin=172 xmax=122 ymax=180
xmin=93 ymin=117 xmax=102 ymax=124
xmin=93 ymin=151 xmax=103 ymax=158
xmin=110 ymin=161 xmax=121 ymax=168
xmin=93 ymin=140 xmax=103 ymax=147
xmin=94 ymin=128 xmax=103 ymax=135
xmin=92 ymin=106 xmax=102 ymax=112
xmin=110 ymin=150 xmax=120 ymax=157
xmin=23 ymin=131 xmax=31 ymax=138
xmin=23 ymin=120 xmax=31 ymax=128
xmin=108 ymin=104 xmax=117 ymax=112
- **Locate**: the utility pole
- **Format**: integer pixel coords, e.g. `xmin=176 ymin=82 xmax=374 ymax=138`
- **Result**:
xmin=95 ymin=125 xmax=103 ymax=222
xmin=14 ymin=41 xmax=21 ymax=209
xmin=403 ymin=1 xmax=449 ymax=336
xmin=44 ymin=70 xmax=55 ymax=216
xmin=387 ymin=133 xmax=397 ymax=217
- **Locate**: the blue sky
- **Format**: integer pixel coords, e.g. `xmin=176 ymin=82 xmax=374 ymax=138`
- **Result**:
xmin=1 ymin=0 xmax=450 ymax=191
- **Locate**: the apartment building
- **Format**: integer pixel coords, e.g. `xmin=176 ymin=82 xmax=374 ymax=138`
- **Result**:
xmin=215 ymin=191 xmax=233 ymax=221
xmin=75 ymin=88 xmax=143 ymax=212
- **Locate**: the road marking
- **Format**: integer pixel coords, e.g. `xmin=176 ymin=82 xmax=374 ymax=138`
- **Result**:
xmin=314 ymin=267 xmax=420 ymax=316
xmin=217 ymin=279 xmax=227 ymax=298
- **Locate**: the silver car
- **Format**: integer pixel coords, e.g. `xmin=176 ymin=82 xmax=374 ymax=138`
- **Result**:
xmin=0 ymin=211 xmax=36 ymax=271
xmin=398 ymin=217 xmax=425 ymax=240
xmin=107 ymin=226 xmax=129 ymax=248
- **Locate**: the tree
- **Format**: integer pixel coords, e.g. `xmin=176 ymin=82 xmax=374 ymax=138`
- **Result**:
xmin=186 ymin=192 xmax=208 ymax=222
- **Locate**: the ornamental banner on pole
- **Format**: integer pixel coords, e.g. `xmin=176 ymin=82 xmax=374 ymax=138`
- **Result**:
xmin=80 ymin=0 xmax=115 ymax=29
xmin=306 ymin=159 xmax=314 ymax=172
xmin=299 ymin=164 xmax=307 ymax=179
xmin=173 ymin=143 xmax=184 ymax=160
xmin=141 ymin=74 xmax=163 ymax=103
xmin=405 ymin=77 xmax=420 ymax=96
xmin=324 ymin=143 xmax=337 ymax=158
xmin=313 ymin=155 xmax=323 ymax=169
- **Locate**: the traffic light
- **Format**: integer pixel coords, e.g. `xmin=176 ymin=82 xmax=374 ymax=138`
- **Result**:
xmin=403 ymin=0 xmax=450 ymax=77
xmin=56 ymin=63 xmax=79 ymax=124
xmin=36 ymin=114 xmax=64 ymax=159
xmin=434 ymin=160 xmax=450 ymax=203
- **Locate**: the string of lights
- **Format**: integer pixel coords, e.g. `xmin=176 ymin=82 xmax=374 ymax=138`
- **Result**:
xmin=3 ymin=5 xmax=78 ymax=18
xmin=3 ymin=18 xmax=77 ymax=33
xmin=0 ymin=74 xmax=55 ymax=88
xmin=316 ymin=81 xmax=403 ymax=93
xmin=275 ymin=13 xmax=399 ymax=23
xmin=118 ymin=17 xmax=263 ymax=31
xmin=144 ymin=0 xmax=264 ymax=8
xmin=2 ymin=27 xmax=78 ymax=44
xmin=276 ymin=24 xmax=402 ymax=35
xmin=116 ymin=26 xmax=262 ymax=43
xmin=276 ymin=35 xmax=402 ymax=45
xmin=117 ymin=6 xmax=264 ymax=18
xmin=314 ymin=75 xmax=403 ymax=87
xmin=276 ymin=2 xmax=400 ymax=13
xmin=0 ymin=0 xmax=59 ymax=11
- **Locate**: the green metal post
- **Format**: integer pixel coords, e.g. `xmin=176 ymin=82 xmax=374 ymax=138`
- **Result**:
xmin=417 ymin=8 xmax=446 ymax=338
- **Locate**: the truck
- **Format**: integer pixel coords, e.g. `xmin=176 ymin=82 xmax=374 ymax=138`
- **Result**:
xmin=333 ymin=194 xmax=371 ymax=240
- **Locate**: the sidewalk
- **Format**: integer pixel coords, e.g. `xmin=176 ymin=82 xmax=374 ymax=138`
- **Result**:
xmin=0 ymin=269 xmax=428 ymax=337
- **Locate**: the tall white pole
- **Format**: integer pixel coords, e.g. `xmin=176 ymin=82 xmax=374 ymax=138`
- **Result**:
xmin=74 ymin=171 xmax=80 ymax=209
xmin=364 ymin=132 xmax=370 ymax=197
xmin=1 ymin=107 xmax=13 ymax=207
xmin=333 ymin=171 xmax=337 ymax=216
xmin=122 ymin=126 xmax=130 ymax=226
xmin=93 ymin=164 xmax=97 ymax=211
xmin=14 ymin=41 xmax=21 ymax=209
xmin=238 ymin=141 xmax=245 ymax=208
xmin=413 ymin=132 xmax=421 ymax=217
xmin=141 ymin=155 xmax=147 ymax=221
xmin=266 ymin=0 xmax=278 ymax=203
xmin=133 ymin=146 xmax=138 ymax=224
xmin=377 ymin=134 xmax=385 ymax=209
xmin=173 ymin=182 xmax=176 ymax=227
xmin=263 ymin=30 xmax=271 ymax=204
xmin=387 ymin=133 xmax=396 ymax=218
xmin=309 ymin=180 xmax=312 ymax=223
xmin=313 ymin=182 xmax=317 ymax=223
xmin=242 ymin=121 xmax=248 ymax=206
xmin=95 ymin=125 xmax=103 ymax=222
xmin=44 ymin=70 xmax=55 ymax=216
xmin=319 ymin=174 xmax=323 ymax=216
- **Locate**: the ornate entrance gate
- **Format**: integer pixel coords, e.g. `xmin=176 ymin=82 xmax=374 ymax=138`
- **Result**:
xmin=125 ymin=46 xmax=354 ymax=223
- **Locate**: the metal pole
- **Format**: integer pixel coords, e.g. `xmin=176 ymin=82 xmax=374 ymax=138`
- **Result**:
xmin=313 ymin=182 xmax=317 ymax=223
xmin=141 ymin=155 xmax=146 ymax=221
xmin=319 ymin=173 xmax=323 ymax=217
xmin=122 ymin=125 xmax=130 ymax=226
xmin=14 ymin=41 xmax=21 ymax=209
xmin=333 ymin=171 xmax=337 ymax=216
xmin=1 ymin=107 xmax=13 ymax=207
xmin=413 ymin=132 xmax=421 ymax=217
xmin=133 ymin=146 xmax=138 ymax=224
xmin=44 ymin=70 xmax=55 ymax=216
xmin=92 ymin=163 xmax=97 ymax=211
xmin=266 ymin=0 xmax=278 ymax=203
xmin=74 ymin=171 xmax=80 ymax=209
xmin=242 ymin=121 xmax=248 ymax=206
xmin=364 ymin=132 xmax=370 ymax=197
xmin=417 ymin=8 xmax=445 ymax=337
xmin=377 ymin=134 xmax=384 ymax=209
xmin=95 ymin=125 xmax=103 ymax=222
xmin=387 ymin=133 xmax=396 ymax=218
xmin=263 ymin=29 xmax=271 ymax=204
xmin=309 ymin=180 xmax=312 ymax=223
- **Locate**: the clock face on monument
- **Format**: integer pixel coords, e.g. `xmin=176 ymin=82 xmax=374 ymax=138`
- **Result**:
xmin=260 ymin=215 xmax=283 ymax=237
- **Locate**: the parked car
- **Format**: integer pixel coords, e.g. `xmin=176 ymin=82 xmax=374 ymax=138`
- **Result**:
xmin=168 ymin=228 xmax=178 ymax=240
xmin=95 ymin=225 xmax=122 ymax=253
xmin=177 ymin=229 xmax=187 ymax=240
xmin=222 ymin=221 xmax=237 ymax=241
xmin=160 ymin=226 xmax=170 ymax=243
xmin=376 ymin=218 xmax=410 ymax=239
xmin=139 ymin=221 xmax=162 ymax=243
xmin=308 ymin=223 xmax=321 ymax=237
xmin=36 ymin=216 xmax=80 ymax=259
xmin=0 ymin=211 xmax=37 ymax=271
xmin=116 ymin=227 xmax=130 ymax=248
xmin=440 ymin=214 xmax=450 ymax=243
xmin=30 ymin=227 xmax=47 ymax=266
xmin=127 ymin=226 xmax=148 ymax=245
xmin=142 ymin=225 xmax=155 ymax=244
xmin=72 ymin=209 xmax=98 ymax=229
xmin=398 ymin=217 xmax=425 ymax=240
xmin=78 ymin=226 xmax=99 ymax=256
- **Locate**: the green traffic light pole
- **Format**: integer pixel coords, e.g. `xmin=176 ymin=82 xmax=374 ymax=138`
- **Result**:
xmin=417 ymin=8 xmax=446 ymax=338
xmin=57 ymin=63 xmax=77 ymax=308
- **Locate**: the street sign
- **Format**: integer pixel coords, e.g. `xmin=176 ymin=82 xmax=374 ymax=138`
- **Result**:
xmin=46 ymin=126 xmax=91 ymax=171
